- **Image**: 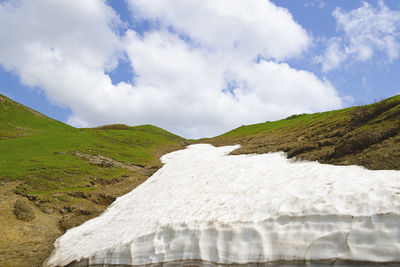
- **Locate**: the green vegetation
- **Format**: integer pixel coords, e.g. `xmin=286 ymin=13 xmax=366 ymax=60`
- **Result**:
xmin=0 ymin=94 xmax=72 ymax=139
xmin=217 ymin=109 xmax=345 ymax=138
xmin=0 ymin=94 xmax=184 ymax=198
xmin=206 ymin=94 xmax=400 ymax=171
xmin=214 ymin=95 xmax=400 ymax=140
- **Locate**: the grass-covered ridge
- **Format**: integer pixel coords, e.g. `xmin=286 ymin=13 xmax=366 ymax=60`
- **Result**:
xmin=0 ymin=94 xmax=185 ymax=198
xmin=216 ymin=95 xmax=400 ymax=140
xmin=0 ymin=94 xmax=72 ymax=139
xmin=206 ymin=94 xmax=400 ymax=170
xmin=218 ymin=110 xmax=340 ymax=138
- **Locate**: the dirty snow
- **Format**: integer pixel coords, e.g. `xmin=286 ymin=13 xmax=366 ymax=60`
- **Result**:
xmin=45 ymin=144 xmax=400 ymax=266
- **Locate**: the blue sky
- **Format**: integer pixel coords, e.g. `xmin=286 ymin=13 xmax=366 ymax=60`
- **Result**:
xmin=0 ymin=0 xmax=400 ymax=138
xmin=272 ymin=0 xmax=400 ymax=104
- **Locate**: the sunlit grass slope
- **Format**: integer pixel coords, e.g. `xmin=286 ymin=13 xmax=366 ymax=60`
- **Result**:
xmin=0 ymin=94 xmax=72 ymax=139
xmin=0 ymin=94 xmax=184 ymax=197
xmin=214 ymin=95 xmax=400 ymax=138
xmin=206 ymin=94 xmax=400 ymax=170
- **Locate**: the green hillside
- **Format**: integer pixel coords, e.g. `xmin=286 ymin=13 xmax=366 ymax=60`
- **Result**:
xmin=0 ymin=94 xmax=185 ymax=199
xmin=0 ymin=94 xmax=72 ymax=139
xmin=0 ymin=94 xmax=188 ymax=267
xmin=205 ymin=94 xmax=400 ymax=170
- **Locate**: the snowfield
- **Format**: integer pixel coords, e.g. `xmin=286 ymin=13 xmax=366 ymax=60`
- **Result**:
xmin=45 ymin=144 xmax=400 ymax=266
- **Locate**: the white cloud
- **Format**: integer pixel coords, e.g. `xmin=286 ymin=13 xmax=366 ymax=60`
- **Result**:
xmin=0 ymin=0 xmax=342 ymax=138
xmin=121 ymin=29 xmax=340 ymax=137
xmin=319 ymin=0 xmax=400 ymax=72
xmin=0 ymin=0 xmax=122 ymax=105
xmin=127 ymin=0 xmax=310 ymax=61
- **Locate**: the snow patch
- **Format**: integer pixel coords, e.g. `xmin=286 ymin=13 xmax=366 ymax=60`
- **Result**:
xmin=45 ymin=144 xmax=400 ymax=266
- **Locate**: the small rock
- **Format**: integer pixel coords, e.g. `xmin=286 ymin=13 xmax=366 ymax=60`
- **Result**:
xmin=40 ymin=206 xmax=54 ymax=214
xmin=13 ymin=199 xmax=35 ymax=222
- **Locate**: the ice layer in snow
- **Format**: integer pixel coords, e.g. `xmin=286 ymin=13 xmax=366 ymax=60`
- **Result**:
xmin=45 ymin=144 xmax=400 ymax=266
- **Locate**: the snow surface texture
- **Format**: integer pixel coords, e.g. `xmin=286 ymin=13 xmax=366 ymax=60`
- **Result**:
xmin=45 ymin=144 xmax=400 ymax=266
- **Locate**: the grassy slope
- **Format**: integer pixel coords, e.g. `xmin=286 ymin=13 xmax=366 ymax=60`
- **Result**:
xmin=205 ymin=94 xmax=400 ymax=170
xmin=0 ymin=94 xmax=187 ymax=267
xmin=0 ymin=94 xmax=72 ymax=139
xmin=0 ymin=94 xmax=184 ymax=198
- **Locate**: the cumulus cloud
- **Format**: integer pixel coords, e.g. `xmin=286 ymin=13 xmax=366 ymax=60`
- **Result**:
xmin=0 ymin=0 xmax=342 ymax=138
xmin=0 ymin=0 xmax=122 ymax=104
xmin=319 ymin=0 xmax=400 ymax=72
xmin=127 ymin=0 xmax=310 ymax=61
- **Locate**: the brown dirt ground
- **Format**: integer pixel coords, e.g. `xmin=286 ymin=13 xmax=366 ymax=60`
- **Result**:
xmin=0 ymin=181 xmax=61 ymax=267
xmin=0 ymin=168 xmax=157 ymax=266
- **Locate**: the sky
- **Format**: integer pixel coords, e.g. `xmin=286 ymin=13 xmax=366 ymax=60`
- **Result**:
xmin=0 ymin=0 xmax=400 ymax=138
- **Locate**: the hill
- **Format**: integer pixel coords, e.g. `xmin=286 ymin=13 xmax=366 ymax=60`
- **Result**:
xmin=0 ymin=94 xmax=186 ymax=267
xmin=2 ymin=93 xmax=400 ymax=266
xmin=0 ymin=94 xmax=72 ymax=139
xmin=204 ymin=95 xmax=400 ymax=170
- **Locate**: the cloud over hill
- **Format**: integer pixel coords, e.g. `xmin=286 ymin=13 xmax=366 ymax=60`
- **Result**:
xmin=0 ymin=0 xmax=342 ymax=138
